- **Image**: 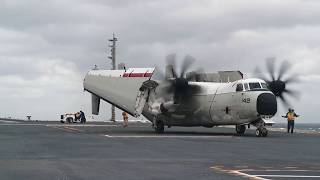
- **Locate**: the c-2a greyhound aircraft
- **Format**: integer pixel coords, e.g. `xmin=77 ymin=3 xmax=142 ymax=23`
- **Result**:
xmin=83 ymin=55 xmax=299 ymax=137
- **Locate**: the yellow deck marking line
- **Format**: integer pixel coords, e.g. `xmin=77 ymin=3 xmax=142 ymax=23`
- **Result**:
xmin=48 ymin=126 xmax=83 ymax=133
xmin=49 ymin=126 xmax=75 ymax=133
xmin=63 ymin=126 xmax=84 ymax=132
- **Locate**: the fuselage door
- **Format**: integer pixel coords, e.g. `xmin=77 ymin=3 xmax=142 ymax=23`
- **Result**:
xmin=134 ymin=80 xmax=158 ymax=117
xmin=235 ymin=83 xmax=250 ymax=119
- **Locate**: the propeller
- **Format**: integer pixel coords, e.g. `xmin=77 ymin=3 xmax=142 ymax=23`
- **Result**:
xmin=254 ymin=58 xmax=300 ymax=106
xmin=162 ymin=54 xmax=202 ymax=104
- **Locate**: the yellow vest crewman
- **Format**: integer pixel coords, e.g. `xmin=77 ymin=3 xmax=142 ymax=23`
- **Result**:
xmin=122 ymin=111 xmax=129 ymax=127
xmin=282 ymin=108 xmax=300 ymax=133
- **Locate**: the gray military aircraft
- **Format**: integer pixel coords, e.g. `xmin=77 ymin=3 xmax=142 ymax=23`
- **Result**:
xmin=83 ymin=55 xmax=299 ymax=137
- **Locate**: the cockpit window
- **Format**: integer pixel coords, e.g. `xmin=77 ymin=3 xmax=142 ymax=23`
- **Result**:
xmin=249 ymin=83 xmax=261 ymax=90
xmin=236 ymin=84 xmax=243 ymax=92
xmin=261 ymin=83 xmax=269 ymax=90
xmin=244 ymin=83 xmax=249 ymax=91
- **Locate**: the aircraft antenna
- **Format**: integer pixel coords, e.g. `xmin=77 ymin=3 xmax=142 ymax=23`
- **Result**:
xmin=108 ymin=33 xmax=118 ymax=122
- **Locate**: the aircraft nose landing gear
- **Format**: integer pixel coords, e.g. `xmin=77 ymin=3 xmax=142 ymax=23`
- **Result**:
xmin=252 ymin=118 xmax=273 ymax=137
xmin=153 ymin=118 xmax=165 ymax=133
xmin=256 ymin=127 xmax=268 ymax=137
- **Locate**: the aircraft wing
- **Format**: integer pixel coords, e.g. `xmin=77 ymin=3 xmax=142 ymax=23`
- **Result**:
xmin=83 ymin=68 xmax=155 ymax=117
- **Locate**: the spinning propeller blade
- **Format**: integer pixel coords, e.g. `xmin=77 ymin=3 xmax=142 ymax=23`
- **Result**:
xmin=266 ymin=57 xmax=276 ymax=81
xmin=255 ymin=58 xmax=301 ymax=107
xmin=161 ymin=54 xmax=202 ymax=104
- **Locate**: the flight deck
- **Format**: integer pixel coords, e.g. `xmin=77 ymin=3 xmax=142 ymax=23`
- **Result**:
xmin=0 ymin=119 xmax=319 ymax=180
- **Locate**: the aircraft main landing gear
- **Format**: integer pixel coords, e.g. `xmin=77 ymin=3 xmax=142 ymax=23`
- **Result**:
xmin=256 ymin=127 xmax=268 ymax=137
xmin=236 ymin=125 xmax=246 ymax=135
xmin=154 ymin=119 xmax=164 ymax=133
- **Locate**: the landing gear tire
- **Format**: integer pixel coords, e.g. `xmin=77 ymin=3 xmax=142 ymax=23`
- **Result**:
xmin=261 ymin=128 xmax=268 ymax=137
xmin=236 ymin=125 xmax=246 ymax=135
xmin=256 ymin=127 xmax=268 ymax=137
xmin=155 ymin=120 xmax=164 ymax=133
xmin=66 ymin=117 xmax=73 ymax=124
xmin=255 ymin=129 xmax=261 ymax=137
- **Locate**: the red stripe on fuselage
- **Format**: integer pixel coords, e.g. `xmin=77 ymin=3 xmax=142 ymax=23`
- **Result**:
xmin=123 ymin=73 xmax=153 ymax=77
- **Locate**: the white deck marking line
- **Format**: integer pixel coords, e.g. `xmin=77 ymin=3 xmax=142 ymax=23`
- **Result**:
xmin=104 ymin=135 xmax=233 ymax=138
xmin=210 ymin=166 xmax=269 ymax=180
xmin=255 ymin=175 xmax=320 ymax=178
xmin=241 ymin=169 xmax=320 ymax=172
xmin=239 ymin=169 xmax=320 ymax=179
xmin=46 ymin=124 xmax=118 ymax=127
xmin=235 ymin=166 xmax=249 ymax=168
xmin=0 ymin=120 xmax=20 ymax=123
xmin=212 ymin=166 xmax=320 ymax=179
xmin=230 ymin=170 xmax=270 ymax=180
xmin=285 ymin=166 xmax=298 ymax=169
xmin=0 ymin=124 xmax=44 ymax=126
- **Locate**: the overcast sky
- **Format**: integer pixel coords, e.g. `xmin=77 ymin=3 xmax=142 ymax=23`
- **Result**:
xmin=0 ymin=0 xmax=319 ymax=123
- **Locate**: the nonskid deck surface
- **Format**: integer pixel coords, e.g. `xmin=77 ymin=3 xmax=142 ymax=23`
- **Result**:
xmin=0 ymin=120 xmax=319 ymax=180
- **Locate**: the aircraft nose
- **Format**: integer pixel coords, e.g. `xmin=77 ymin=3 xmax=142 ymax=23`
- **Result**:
xmin=257 ymin=93 xmax=277 ymax=116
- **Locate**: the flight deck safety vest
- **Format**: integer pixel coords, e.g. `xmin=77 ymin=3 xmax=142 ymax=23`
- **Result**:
xmin=122 ymin=112 xmax=128 ymax=119
xmin=287 ymin=112 xmax=296 ymax=121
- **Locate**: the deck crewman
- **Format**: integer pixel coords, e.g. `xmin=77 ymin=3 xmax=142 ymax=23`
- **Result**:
xmin=282 ymin=108 xmax=300 ymax=133
xmin=80 ymin=110 xmax=86 ymax=124
xmin=122 ymin=111 xmax=129 ymax=127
